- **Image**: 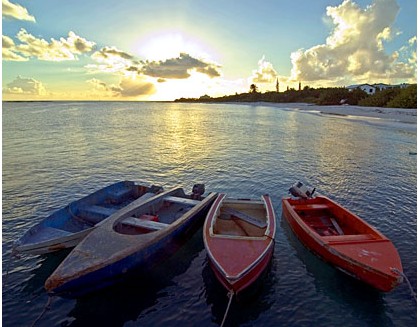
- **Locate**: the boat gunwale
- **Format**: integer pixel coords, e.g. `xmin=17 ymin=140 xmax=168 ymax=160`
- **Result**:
xmin=89 ymin=189 xmax=217 ymax=266
xmin=14 ymin=228 xmax=93 ymax=253
xmin=282 ymin=195 xmax=388 ymax=244
xmin=204 ymin=193 xmax=276 ymax=284
xmin=207 ymin=194 xmax=275 ymax=239
xmin=282 ymin=195 xmax=403 ymax=291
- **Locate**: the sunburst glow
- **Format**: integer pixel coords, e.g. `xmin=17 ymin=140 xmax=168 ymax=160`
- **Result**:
xmin=136 ymin=31 xmax=215 ymax=61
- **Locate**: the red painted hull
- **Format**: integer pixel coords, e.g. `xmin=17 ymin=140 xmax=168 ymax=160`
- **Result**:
xmin=282 ymin=196 xmax=403 ymax=292
xmin=204 ymin=194 xmax=276 ymax=294
xmin=208 ymin=241 xmax=274 ymax=293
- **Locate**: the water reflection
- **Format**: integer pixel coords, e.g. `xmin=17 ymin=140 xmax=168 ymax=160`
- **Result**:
xmin=64 ymin=227 xmax=204 ymax=327
xmin=280 ymin=218 xmax=391 ymax=326
xmin=313 ymin=119 xmax=379 ymax=195
xmin=202 ymin=256 xmax=275 ymax=326
xmin=22 ymin=250 xmax=72 ymax=297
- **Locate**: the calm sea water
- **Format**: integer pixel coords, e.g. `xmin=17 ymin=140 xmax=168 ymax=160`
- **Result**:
xmin=2 ymin=101 xmax=416 ymax=327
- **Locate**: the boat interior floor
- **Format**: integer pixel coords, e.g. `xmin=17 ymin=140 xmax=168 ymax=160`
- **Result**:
xmin=150 ymin=201 xmax=195 ymax=224
xmin=31 ymin=226 xmax=73 ymax=242
xmin=295 ymin=207 xmax=377 ymax=241
xmin=302 ymin=215 xmax=342 ymax=236
xmin=59 ymin=216 xmax=95 ymax=233
xmin=214 ymin=207 xmax=266 ymax=238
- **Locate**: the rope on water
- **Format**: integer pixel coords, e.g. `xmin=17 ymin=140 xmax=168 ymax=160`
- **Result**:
xmin=391 ymin=268 xmax=416 ymax=302
xmin=30 ymin=296 xmax=55 ymax=327
xmin=220 ymin=291 xmax=234 ymax=327
xmin=3 ymin=248 xmax=20 ymax=289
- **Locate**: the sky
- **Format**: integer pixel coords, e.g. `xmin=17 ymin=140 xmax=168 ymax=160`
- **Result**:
xmin=2 ymin=0 xmax=417 ymax=101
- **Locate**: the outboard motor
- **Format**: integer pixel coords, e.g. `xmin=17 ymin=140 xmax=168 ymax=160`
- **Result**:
xmin=191 ymin=184 xmax=205 ymax=200
xmin=289 ymin=181 xmax=315 ymax=199
xmin=149 ymin=185 xmax=164 ymax=194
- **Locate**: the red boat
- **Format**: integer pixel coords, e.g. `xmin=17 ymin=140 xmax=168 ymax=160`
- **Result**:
xmin=282 ymin=194 xmax=403 ymax=292
xmin=203 ymin=193 xmax=276 ymax=295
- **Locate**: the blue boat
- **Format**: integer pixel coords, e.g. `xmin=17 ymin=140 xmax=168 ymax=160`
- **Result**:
xmin=14 ymin=181 xmax=163 ymax=255
xmin=44 ymin=185 xmax=217 ymax=297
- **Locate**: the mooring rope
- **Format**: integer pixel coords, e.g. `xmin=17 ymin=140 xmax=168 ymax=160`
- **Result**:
xmin=3 ymin=253 xmax=13 ymax=289
xmin=30 ymin=296 xmax=55 ymax=327
xmin=3 ymin=248 xmax=20 ymax=289
xmin=220 ymin=291 xmax=234 ymax=327
xmin=391 ymin=268 xmax=416 ymax=302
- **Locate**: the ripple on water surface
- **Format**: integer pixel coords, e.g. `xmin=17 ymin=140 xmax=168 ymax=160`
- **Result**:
xmin=2 ymin=102 xmax=416 ymax=327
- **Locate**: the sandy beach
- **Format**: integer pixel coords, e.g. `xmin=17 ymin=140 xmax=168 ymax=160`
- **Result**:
xmin=251 ymin=102 xmax=417 ymax=124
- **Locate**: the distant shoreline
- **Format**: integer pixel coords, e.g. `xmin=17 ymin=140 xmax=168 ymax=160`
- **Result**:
xmin=212 ymin=102 xmax=417 ymax=124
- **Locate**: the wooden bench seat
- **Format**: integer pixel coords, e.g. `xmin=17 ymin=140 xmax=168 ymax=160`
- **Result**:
xmin=221 ymin=207 xmax=267 ymax=228
xmin=122 ymin=217 xmax=169 ymax=230
xmin=78 ymin=192 xmax=157 ymax=223
xmin=164 ymin=196 xmax=200 ymax=206
xmin=81 ymin=205 xmax=116 ymax=216
xmin=77 ymin=205 xmax=117 ymax=224
xmin=81 ymin=204 xmax=169 ymax=230
xmin=322 ymin=234 xmax=376 ymax=243
xmin=108 ymin=188 xmax=134 ymax=202
xmin=293 ymin=204 xmax=329 ymax=211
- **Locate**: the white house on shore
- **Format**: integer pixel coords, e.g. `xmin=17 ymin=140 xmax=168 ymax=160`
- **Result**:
xmin=346 ymin=83 xmax=411 ymax=95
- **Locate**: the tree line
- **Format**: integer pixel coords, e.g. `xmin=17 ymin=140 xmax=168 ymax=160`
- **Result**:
xmin=175 ymin=84 xmax=417 ymax=109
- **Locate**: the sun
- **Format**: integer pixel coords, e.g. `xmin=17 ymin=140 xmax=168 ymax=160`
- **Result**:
xmin=135 ymin=30 xmax=215 ymax=61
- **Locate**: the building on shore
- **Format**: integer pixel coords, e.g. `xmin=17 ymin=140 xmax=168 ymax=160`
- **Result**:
xmin=346 ymin=83 xmax=411 ymax=95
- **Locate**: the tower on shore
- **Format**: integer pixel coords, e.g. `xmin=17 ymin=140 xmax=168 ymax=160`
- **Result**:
xmin=276 ymin=78 xmax=279 ymax=92
xmin=298 ymin=81 xmax=301 ymax=91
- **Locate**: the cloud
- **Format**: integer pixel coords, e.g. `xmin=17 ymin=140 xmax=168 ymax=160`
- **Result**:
xmin=87 ymin=76 xmax=156 ymax=98
xmin=2 ymin=35 xmax=27 ymax=61
xmin=92 ymin=46 xmax=134 ymax=62
xmin=88 ymin=46 xmax=135 ymax=73
xmin=86 ymin=78 xmax=109 ymax=91
xmin=2 ymin=29 xmax=95 ymax=61
xmin=2 ymin=0 xmax=35 ymax=22
xmin=141 ymin=53 xmax=221 ymax=79
xmin=250 ymin=56 xmax=278 ymax=83
xmin=88 ymin=49 xmax=222 ymax=80
xmin=3 ymin=75 xmax=47 ymax=95
xmin=289 ymin=0 xmax=416 ymax=83
xmin=111 ymin=78 xmax=156 ymax=97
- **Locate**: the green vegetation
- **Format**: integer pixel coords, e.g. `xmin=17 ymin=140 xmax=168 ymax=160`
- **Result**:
xmin=175 ymin=84 xmax=417 ymax=109
xmin=358 ymin=84 xmax=417 ymax=108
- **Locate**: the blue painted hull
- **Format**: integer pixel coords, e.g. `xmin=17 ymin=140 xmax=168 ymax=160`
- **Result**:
xmin=52 ymin=211 xmax=202 ymax=297
xmin=14 ymin=181 xmax=162 ymax=255
xmin=45 ymin=188 xmax=217 ymax=298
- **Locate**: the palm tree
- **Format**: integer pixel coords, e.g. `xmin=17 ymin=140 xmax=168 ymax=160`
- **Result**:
xmin=249 ymin=84 xmax=258 ymax=93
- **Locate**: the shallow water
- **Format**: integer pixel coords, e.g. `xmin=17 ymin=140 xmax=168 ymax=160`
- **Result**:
xmin=2 ymin=101 xmax=416 ymax=326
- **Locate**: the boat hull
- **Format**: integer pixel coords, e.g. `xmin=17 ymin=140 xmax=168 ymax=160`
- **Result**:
xmin=45 ymin=188 xmax=217 ymax=297
xmin=209 ymin=240 xmax=274 ymax=294
xmin=204 ymin=193 xmax=276 ymax=294
xmin=282 ymin=196 xmax=403 ymax=292
xmin=15 ymin=229 xmax=92 ymax=255
xmin=48 ymin=217 xmax=201 ymax=296
xmin=14 ymin=181 xmax=161 ymax=255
